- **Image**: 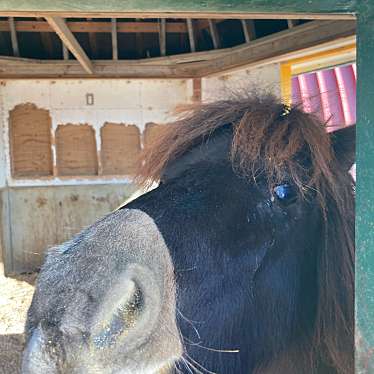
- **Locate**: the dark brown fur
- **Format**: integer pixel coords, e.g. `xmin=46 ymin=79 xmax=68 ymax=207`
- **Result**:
xmin=137 ymin=94 xmax=354 ymax=374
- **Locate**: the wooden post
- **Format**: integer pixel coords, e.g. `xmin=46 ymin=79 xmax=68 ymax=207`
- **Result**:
xmin=62 ymin=43 xmax=69 ymax=60
xmin=61 ymin=18 xmax=69 ymax=60
xmin=241 ymin=19 xmax=256 ymax=43
xmin=192 ymin=78 xmax=202 ymax=102
xmin=208 ymin=19 xmax=220 ymax=49
xmin=287 ymin=19 xmax=299 ymax=28
xmin=135 ymin=18 xmax=144 ymax=58
xmin=159 ymin=18 xmax=166 ymax=56
xmin=8 ymin=17 xmax=19 ymax=57
xmin=186 ymin=18 xmax=196 ymax=52
xmin=37 ymin=17 xmax=53 ymax=58
xmin=87 ymin=18 xmax=98 ymax=58
xmin=45 ymin=16 xmax=93 ymax=74
xmin=111 ymin=18 xmax=118 ymax=60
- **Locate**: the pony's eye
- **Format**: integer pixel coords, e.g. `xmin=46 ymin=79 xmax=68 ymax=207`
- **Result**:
xmin=273 ymin=184 xmax=297 ymax=204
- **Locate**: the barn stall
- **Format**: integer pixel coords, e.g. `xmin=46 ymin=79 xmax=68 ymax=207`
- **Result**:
xmin=0 ymin=15 xmax=356 ymax=277
xmin=0 ymin=0 xmax=374 ymax=373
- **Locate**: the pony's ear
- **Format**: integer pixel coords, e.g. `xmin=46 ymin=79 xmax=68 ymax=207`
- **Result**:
xmin=330 ymin=125 xmax=355 ymax=171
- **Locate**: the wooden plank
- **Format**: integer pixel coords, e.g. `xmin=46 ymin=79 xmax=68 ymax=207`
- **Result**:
xmin=37 ymin=17 xmax=54 ymax=58
xmin=0 ymin=20 xmax=189 ymax=33
xmin=186 ymin=18 xmax=196 ymax=52
xmin=159 ymin=19 xmax=166 ymax=56
xmin=195 ymin=19 xmax=356 ymax=76
xmin=45 ymin=16 xmax=93 ymax=74
xmin=0 ymin=58 xmax=200 ymax=78
xmin=62 ymin=18 xmax=69 ymax=60
xmin=87 ymin=18 xmax=98 ymax=59
xmin=241 ymin=19 xmax=256 ymax=43
xmin=192 ymin=77 xmax=202 ymax=102
xmin=208 ymin=19 xmax=220 ymax=49
xmin=111 ymin=18 xmax=118 ymax=60
xmin=8 ymin=17 xmax=19 ymax=57
xmin=135 ymin=18 xmax=144 ymax=58
xmin=0 ymin=1 xmax=356 ymax=19
xmin=62 ymin=43 xmax=69 ymax=60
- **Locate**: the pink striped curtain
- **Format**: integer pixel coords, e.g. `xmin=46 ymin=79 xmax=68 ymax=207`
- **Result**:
xmin=291 ymin=63 xmax=356 ymax=131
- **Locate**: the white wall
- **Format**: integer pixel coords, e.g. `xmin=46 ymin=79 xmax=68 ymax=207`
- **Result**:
xmin=202 ymin=63 xmax=281 ymax=102
xmin=0 ymin=79 xmax=193 ymax=187
xmin=0 ymin=64 xmax=281 ymax=188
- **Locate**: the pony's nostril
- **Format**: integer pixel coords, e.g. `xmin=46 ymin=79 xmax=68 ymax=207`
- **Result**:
xmin=92 ymin=280 xmax=144 ymax=349
xmin=118 ymin=282 xmax=144 ymax=330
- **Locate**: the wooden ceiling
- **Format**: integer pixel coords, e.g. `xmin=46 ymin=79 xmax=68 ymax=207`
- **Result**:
xmin=0 ymin=17 xmax=356 ymax=78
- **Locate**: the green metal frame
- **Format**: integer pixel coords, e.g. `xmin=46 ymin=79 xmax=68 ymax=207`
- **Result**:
xmin=0 ymin=1 xmax=357 ymax=15
xmin=0 ymin=0 xmax=373 ymax=370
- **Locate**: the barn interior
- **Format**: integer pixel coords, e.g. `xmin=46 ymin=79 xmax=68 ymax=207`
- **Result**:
xmin=0 ymin=16 xmax=356 ymax=276
xmin=0 ymin=8 xmax=359 ymax=374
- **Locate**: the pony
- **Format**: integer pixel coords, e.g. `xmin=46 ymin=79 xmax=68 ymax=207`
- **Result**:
xmin=22 ymin=94 xmax=355 ymax=374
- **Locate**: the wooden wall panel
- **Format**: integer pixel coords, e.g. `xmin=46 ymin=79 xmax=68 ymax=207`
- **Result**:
xmin=9 ymin=103 xmax=53 ymax=177
xmin=1 ymin=184 xmax=138 ymax=274
xmin=100 ymin=123 xmax=141 ymax=175
xmin=143 ymin=122 xmax=167 ymax=149
xmin=56 ymin=124 xmax=98 ymax=176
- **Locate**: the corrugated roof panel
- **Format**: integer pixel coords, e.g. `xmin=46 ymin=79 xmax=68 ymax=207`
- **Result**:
xmin=292 ymin=62 xmax=356 ymax=130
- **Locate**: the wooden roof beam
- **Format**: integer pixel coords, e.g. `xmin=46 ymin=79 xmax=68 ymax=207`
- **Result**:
xmin=87 ymin=18 xmax=98 ymax=59
xmin=0 ymin=21 xmax=355 ymax=79
xmin=8 ymin=17 xmax=19 ymax=57
xmin=195 ymin=20 xmax=355 ymax=76
xmin=45 ymin=16 xmax=93 ymax=74
xmin=111 ymin=18 xmax=118 ymax=60
xmin=0 ymin=57 xmax=200 ymax=78
xmin=208 ymin=20 xmax=220 ymax=49
xmin=37 ymin=17 xmax=54 ymax=58
xmin=186 ymin=19 xmax=196 ymax=53
xmin=0 ymin=20 xmax=189 ymax=33
xmin=241 ymin=19 xmax=256 ymax=43
xmin=159 ymin=19 xmax=166 ymax=56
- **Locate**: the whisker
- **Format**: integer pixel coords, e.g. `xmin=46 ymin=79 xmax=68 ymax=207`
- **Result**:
xmin=177 ymin=309 xmax=202 ymax=340
xmin=181 ymin=356 xmax=195 ymax=374
xmin=192 ymin=344 xmax=240 ymax=353
xmin=185 ymin=354 xmax=216 ymax=374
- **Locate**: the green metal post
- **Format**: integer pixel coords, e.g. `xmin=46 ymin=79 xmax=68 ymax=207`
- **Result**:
xmin=356 ymin=3 xmax=374 ymax=371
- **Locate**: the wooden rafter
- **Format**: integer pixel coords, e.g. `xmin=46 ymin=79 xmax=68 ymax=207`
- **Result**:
xmin=197 ymin=20 xmax=355 ymax=76
xmin=186 ymin=19 xmax=196 ymax=52
xmin=37 ymin=17 xmax=53 ymax=58
xmin=0 ymin=20 xmax=192 ymax=33
xmin=8 ymin=17 xmax=19 ymax=57
xmin=87 ymin=18 xmax=98 ymax=58
xmin=135 ymin=18 xmax=144 ymax=58
xmin=62 ymin=43 xmax=69 ymax=60
xmin=208 ymin=20 xmax=220 ymax=49
xmin=111 ymin=18 xmax=118 ymax=60
xmin=0 ymin=21 xmax=355 ymax=79
xmin=241 ymin=19 xmax=256 ymax=43
xmin=45 ymin=16 xmax=93 ymax=74
xmin=159 ymin=19 xmax=166 ymax=56
xmin=61 ymin=18 xmax=69 ymax=60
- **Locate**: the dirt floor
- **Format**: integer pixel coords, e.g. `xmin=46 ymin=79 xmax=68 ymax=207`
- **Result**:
xmin=0 ymin=263 xmax=36 ymax=374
